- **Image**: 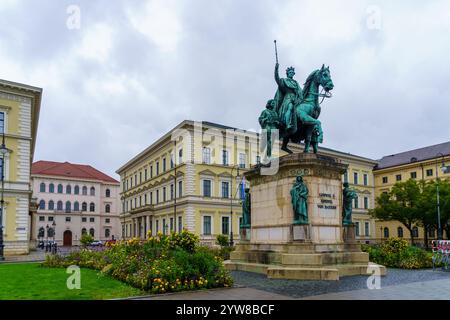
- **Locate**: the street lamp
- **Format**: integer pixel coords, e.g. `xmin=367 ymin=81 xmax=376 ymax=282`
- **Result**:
xmin=0 ymin=131 xmax=7 ymax=261
xmin=230 ymin=165 xmax=240 ymax=247
xmin=435 ymin=153 xmax=448 ymax=240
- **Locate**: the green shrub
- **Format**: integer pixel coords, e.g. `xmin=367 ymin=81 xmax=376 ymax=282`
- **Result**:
xmin=80 ymin=234 xmax=94 ymax=247
xmin=216 ymin=234 xmax=229 ymax=247
xmin=362 ymin=238 xmax=433 ymax=269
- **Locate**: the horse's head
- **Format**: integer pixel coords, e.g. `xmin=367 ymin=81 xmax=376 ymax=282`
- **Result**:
xmin=318 ymin=64 xmax=334 ymax=92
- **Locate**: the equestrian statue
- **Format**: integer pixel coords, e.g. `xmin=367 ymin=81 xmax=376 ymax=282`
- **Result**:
xmin=260 ymin=41 xmax=334 ymax=156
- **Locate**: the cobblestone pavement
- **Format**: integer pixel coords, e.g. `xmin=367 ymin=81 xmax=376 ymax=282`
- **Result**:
xmin=2 ymin=247 xmax=79 ymax=263
xmin=302 ymin=278 xmax=450 ymax=300
xmin=230 ymin=269 xmax=450 ymax=299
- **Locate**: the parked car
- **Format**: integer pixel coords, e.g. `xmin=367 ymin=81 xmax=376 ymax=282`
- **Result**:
xmin=90 ymin=240 xmax=103 ymax=247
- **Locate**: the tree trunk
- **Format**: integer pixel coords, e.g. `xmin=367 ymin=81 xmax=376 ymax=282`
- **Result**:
xmin=407 ymin=227 xmax=414 ymax=246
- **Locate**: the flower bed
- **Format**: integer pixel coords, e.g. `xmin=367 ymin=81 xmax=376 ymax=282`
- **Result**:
xmin=42 ymin=230 xmax=233 ymax=294
xmin=362 ymin=237 xmax=434 ymax=269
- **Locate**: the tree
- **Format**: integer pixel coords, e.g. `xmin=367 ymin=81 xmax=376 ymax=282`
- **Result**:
xmin=370 ymin=179 xmax=422 ymax=245
xmin=80 ymin=233 xmax=94 ymax=247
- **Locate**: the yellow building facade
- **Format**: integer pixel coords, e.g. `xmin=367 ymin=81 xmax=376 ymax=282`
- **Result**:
xmin=373 ymin=142 xmax=450 ymax=245
xmin=117 ymin=121 xmax=377 ymax=245
xmin=0 ymin=80 xmax=42 ymax=255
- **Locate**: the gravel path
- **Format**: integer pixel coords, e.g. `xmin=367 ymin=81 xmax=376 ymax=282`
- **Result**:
xmin=231 ymin=268 xmax=450 ymax=298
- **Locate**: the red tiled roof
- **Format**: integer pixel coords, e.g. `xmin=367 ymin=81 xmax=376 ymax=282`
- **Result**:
xmin=31 ymin=161 xmax=119 ymax=184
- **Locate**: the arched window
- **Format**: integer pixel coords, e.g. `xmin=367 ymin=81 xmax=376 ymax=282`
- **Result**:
xmin=82 ymin=186 xmax=88 ymax=195
xmin=90 ymin=202 xmax=95 ymax=212
xmin=89 ymin=228 xmax=95 ymax=237
xmin=74 ymin=185 xmax=80 ymax=195
xmin=74 ymin=201 xmax=80 ymax=212
xmin=65 ymin=201 xmax=71 ymax=213
xmin=105 ymin=229 xmax=110 ymax=238
xmin=412 ymin=227 xmax=419 ymax=238
xmin=49 ymin=183 xmax=55 ymax=193
xmin=81 ymin=228 xmax=87 ymax=235
xmin=39 ymin=200 xmax=45 ymax=210
xmin=82 ymin=202 xmax=87 ymax=211
xmin=48 ymin=200 xmax=55 ymax=211
xmin=57 ymin=201 xmax=63 ymax=211
xmin=90 ymin=187 xmax=95 ymax=196
xmin=66 ymin=185 xmax=72 ymax=194
xmin=383 ymin=227 xmax=389 ymax=238
xmin=428 ymin=227 xmax=436 ymax=238
xmin=40 ymin=183 xmax=46 ymax=193
xmin=105 ymin=204 xmax=111 ymax=213
xmin=397 ymin=227 xmax=404 ymax=238
xmin=57 ymin=184 xmax=63 ymax=194
xmin=106 ymin=189 xmax=111 ymax=198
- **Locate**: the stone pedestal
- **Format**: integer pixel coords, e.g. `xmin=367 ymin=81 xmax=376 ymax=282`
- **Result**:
xmin=225 ymin=153 xmax=386 ymax=280
xmin=240 ymin=227 xmax=251 ymax=242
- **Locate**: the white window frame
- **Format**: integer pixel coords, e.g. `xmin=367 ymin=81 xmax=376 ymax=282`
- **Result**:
xmin=239 ymin=153 xmax=246 ymax=168
xmin=220 ymin=179 xmax=230 ymax=199
xmin=201 ymin=178 xmax=213 ymax=197
xmin=365 ymin=221 xmax=370 ymax=236
xmin=0 ymin=107 xmax=10 ymax=134
xmin=203 ymin=147 xmax=211 ymax=164
xmin=221 ymin=214 xmax=231 ymax=235
xmin=202 ymin=214 xmax=213 ymax=236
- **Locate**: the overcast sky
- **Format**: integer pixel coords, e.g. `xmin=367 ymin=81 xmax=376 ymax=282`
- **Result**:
xmin=1 ymin=0 xmax=449 ymax=179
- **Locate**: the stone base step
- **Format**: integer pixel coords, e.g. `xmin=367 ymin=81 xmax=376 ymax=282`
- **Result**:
xmin=224 ymin=261 xmax=386 ymax=281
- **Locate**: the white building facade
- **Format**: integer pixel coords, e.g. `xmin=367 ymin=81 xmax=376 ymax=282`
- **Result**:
xmin=31 ymin=161 xmax=120 ymax=246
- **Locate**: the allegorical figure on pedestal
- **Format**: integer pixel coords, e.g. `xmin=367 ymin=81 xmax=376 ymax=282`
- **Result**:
xmin=342 ymin=182 xmax=358 ymax=226
xmin=291 ymin=175 xmax=309 ymax=225
xmin=259 ymin=99 xmax=280 ymax=160
xmin=241 ymin=188 xmax=251 ymax=228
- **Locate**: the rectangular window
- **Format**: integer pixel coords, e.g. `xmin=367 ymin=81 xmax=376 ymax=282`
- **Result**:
xmin=203 ymin=148 xmax=211 ymax=164
xmin=150 ymin=192 xmax=153 ymax=205
xmin=82 ymin=217 xmax=87 ymax=223
xmin=178 ymin=181 xmax=183 ymax=197
xmin=144 ymin=194 xmax=147 ymax=205
xmin=363 ymin=174 xmax=368 ymax=186
xmin=65 ymin=217 xmax=71 ymax=222
xmin=162 ymin=218 xmax=166 ymax=235
xmin=156 ymin=220 xmax=159 ymax=233
xmin=239 ymin=153 xmax=246 ymax=169
xmin=353 ymin=172 xmax=358 ymax=185
xmin=343 ymin=172 xmax=348 ymax=183
xmin=139 ymin=172 xmax=142 ymax=184
xmin=105 ymin=218 xmax=110 ymax=223
xmin=145 ymin=169 xmax=148 ymax=181
xmin=130 ymin=177 xmax=133 ymax=188
xmin=90 ymin=218 xmax=95 ymax=222
xmin=170 ymin=184 xmax=174 ymax=200
xmin=39 ymin=216 xmax=45 ymax=222
xmin=170 ymin=217 xmax=174 ymax=232
xmin=0 ymin=112 xmax=4 ymax=134
xmin=256 ymin=155 xmax=261 ymax=165
xmin=365 ymin=222 xmax=370 ymax=236
xmin=203 ymin=180 xmax=212 ymax=197
xmin=203 ymin=216 xmax=212 ymax=235
xmin=222 ymin=150 xmax=229 ymax=166
xmin=426 ymin=169 xmax=433 ymax=177
xmin=178 ymin=216 xmax=182 ymax=232
xmin=163 ymin=187 xmax=167 ymax=202
xmin=134 ymin=175 xmax=137 ymax=186
xmin=364 ymin=197 xmax=369 ymax=210
xmin=48 ymin=216 xmax=54 ymax=222
xmin=354 ymin=196 xmax=359 ymax=209
xmin=396 ymin=174 xmax=402 ymax=181
xmin=178 ymin=149 xmax=183 ymax=164
xmin=170 ymin=154 xmax=174 ymax=169
xmin=156 ymin=162 xmax=160 ymax=175
xmin=222 ymin=216 xmax=230 ymax=235
xmin=163 ymin=158 xmax=166 ymax=172
xmin=355 ymin=222 xmax=360 ymax=236
xmin=382 ymin=177 xmax=388 ymax=184
xmin=156 ymin=190 xmax=159 ymax=204
xmin=411 ymin=172 xmax=417 ymax=179
xmin=150 ymin=165 xmax=153 ymax=178
xmin=222 ymin=181 xmax=229 ymax=198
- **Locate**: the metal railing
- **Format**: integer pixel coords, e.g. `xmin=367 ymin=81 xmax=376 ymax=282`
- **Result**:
xmin=432 ymin=240 xmax=450 ymax=270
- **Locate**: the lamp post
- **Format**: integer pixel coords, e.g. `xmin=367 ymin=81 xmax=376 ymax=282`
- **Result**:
xmin=435 ymin=153 xmax=448 ymax=240
xmin=0 ymin=131 xmax=6 ymax=261
xmin=380 ymin=226 xmax=383 ymax=243
xmin=230 ymin=165 xmax=240 ymax=247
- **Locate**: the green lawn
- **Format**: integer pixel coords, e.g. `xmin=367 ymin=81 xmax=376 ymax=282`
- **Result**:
xmin=0 ymin=263 xmax=144 ymax=300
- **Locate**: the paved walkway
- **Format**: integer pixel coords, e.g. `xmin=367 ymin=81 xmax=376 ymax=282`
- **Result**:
xmin=133 ymin=287 xmax=293 ymax=300
xmin=302 ymin=278 xmax=450 ymax=300
xmin=2 ymin=250 xmax=46 ymax=263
